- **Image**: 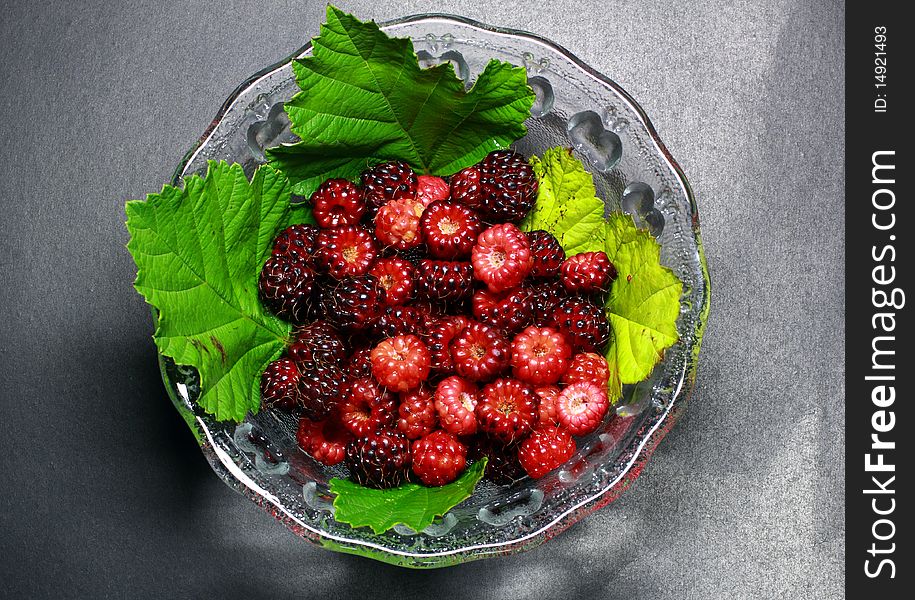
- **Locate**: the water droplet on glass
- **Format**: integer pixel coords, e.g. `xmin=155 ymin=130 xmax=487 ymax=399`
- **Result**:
xmin=644 ymin=209 xmax=665 ymax=237
xmin=566 ymin=111 xmax=622 ymax=171
xmin=439 ymin=50 xmax=470 ymax=84
xmin=621 ymin=182 xmax=655 ymax=216
xmin=527 ymin=76 xmax=555 ymax=117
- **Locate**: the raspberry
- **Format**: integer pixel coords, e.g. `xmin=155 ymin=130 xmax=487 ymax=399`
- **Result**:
xmin=415 ymin=259 xmax=474 ymax=303
xmin=547 ymin=297 xmax=611 ymax=353
xmin=320 ymin=275 xmax=386 ymax=331
xmin=535 ymin=385 xmax=561 ymax=425
xmin=345 ymin=430 xmax=412 ymax=489
xmin=472 ymin=287 xmax=533 ymax=336
xmin=310 ymin=178 xmax=365 ymax=228
xmin=397 ymin=387 xmax=438 ymax=440
xmin=415 ymin=175 xmax=450 ymax=205
xmin=469 ymin=436 xmax=525 ymax=484
xmin=426 ymin=316 xmax=469 ymax=373
xmin=296 ymin=416 xmax=352 ymax=466
xmin=371 ymin=304 xmax=428 ymax=339
xmin=524 ymin=279 xmax=568 ymax=325
xmin=451 ymin=151 xmax=538 ymax=222
xmin=517 ymin=425 xmax=576 ymax=479
xmin=476 ymin=377 xmax=538 ymax=443
xmin=258 ymin=255 xmax=317 ymax=323
xmin=561 ymin=251 xmax=617 ymax=295
xmin=451 ymin=321 xmax=510 ymax=382
xmin=471 ymin=223 xmax=532 ymax=293
xmin=338 ymin=376 xmax=398 ymax=437
xmin=287 ymin=321 xmax=347 ymax=368
xmin=347 ymin=345 xmax=374 ymax=379
xmin=370 ymin=334 xmax=431 ymax=392
xmin=272 ymin=223 xmax=319 ymax=265
xmin=361 ymin=161 xmax=418 ymax=212
xmin=526 ymin=230 xmax=565 ymax=278
xmin=298 ymin=364 xmax=348 ymax=421
xmin=375 ymin=197 xmax=424 ymax=250
xmin=510 ymin=326 xmax=572 ymax=385
xmin=260 ymin=358 xmax=300 ymax=410
xmin=561 ymin=352 xmax=611 ymax=388
xmin=434 ymin=375 xmax=479 ymax=436
xmin=411 ymin=430 xmax=468 ymax=486
xmin=368 ymin=257 xmax=415 ymax=306
xmin=556 ymin=381 xmax=609 ymax=436
xmin=316 ymin=225 xmax=378 ymax=279
xmin=419 ymin=201 xmax=482 ymax=259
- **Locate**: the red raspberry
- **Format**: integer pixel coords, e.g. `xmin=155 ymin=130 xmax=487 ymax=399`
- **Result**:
xmin=523 ymin=279 xmax=568 ymax=325
xmin=347 ymin=345 xmax=374 ymax=379
xmin=510 ymin=326 xmax=572 ymax=385
xmin=411 ymin=430 xmax=468 ymax=486
xmin=287 ymin=321 xmax=347 ymax=368
xmin=361 ymin=161 xmax=418 ymax=212
xmin=562 ymin=352 xmax=611 ymax=388
xmin=345 ymin=430 xmax=412 ymax=489
xmin=370 ymin=334 xmax=431 ymax=392
xmin=427 ymin=316 xmax=469 ymax=373
xmin=561 ymin=251 xmax=617 ymax=295
xmin=419 ymin=201 xmax=482 ymax=259
xmin=476 ymin=377 xmax=538 ymax=444
xmin=320 ymin=275 xmax=386 ymax=332
xmin=258 ymin=255 xmax=317 ymax=323
xmin=375 ymin=197 xmax=425 ymax=250
xmin=526 ymin=230 xmax=565 ymax=278
xmin=449 ymin=165 xmax=483 ymax=210
xmin=547 ymin=297 xmax=611 ymax=353
xmin=272 ymin=223 xmax=320 ymax=265
xmin=415 ymin=259 xmax=474 ymax=303
xmin=556 ymin=381 xmax=610 ymax=436
xmin=310 ymin=178 xmax=365 ymax=228
xmin=469 ymin=436 xmax=525 ymax=484
xmin=260 ymin=358 xmax=300 ymax=410
xmin=517 ymin=425 xmax=576 ymax=479
xmin=535 ymin=385 xmax=561 ymax=425
xmin=471 ymin=223 xmax=532 ymax=293
xmin=434 ymin=375 xmax=479 ymax=436
xmin=296 ymin=416 xmax=352 ymax=466
xmin=371 ymin=304 xmax=429 ymax=339
xmin=416 ymin=175 xmax=450 ymax=205
xmin=450 ymin=321 xmax=510 ymax=382
xmin=368 ymin=257 xmax=415 ymax=305
xmin=316 ymin=225 xmax=378 ymax=279
xmin=472 ymin=287 xmax=533 ymax=335
xmin=397 ymin=387 xmax=438 ymax=440
xmin=297 ymin=364 xmax=348 ymax=421
xmin=338 ymin=376 xmax=398 ymax=437
xmin=476 ymin=150 xmax=538 ymax=222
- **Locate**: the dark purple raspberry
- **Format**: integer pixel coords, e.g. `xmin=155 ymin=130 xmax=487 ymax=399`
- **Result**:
xmin=298 ymin=364 xmax=348 ymax=421
xmin=272 ymin=224 xmax=320 ymax=265
xmin=426 ymin=316 xmax=470 ymax=373
xmin=450 ymin=165 xmax=483 ymax=210
xmin=524 ymin=279 xmax=568 ymax=325
xmin=526 ymin=230 xmax=566 ymax=278
xmin=560 ymin=251 xmax=617 ymax=297
xmin=258 ymin=255 xmax=317 ymax=323
xmin=319 ymin=275 xmax=386 ymax=332
xmin=347 ymin=346 xmax=374 ymax=379
xmin=547 ymin=297 xmax=611 ymax=353
xmin=455 ymin=150 xmax=538 ymax=223
xmin=470 ymin=436 xmax=525 ymax=485
xmin=260 ymin=358 xmax=300 ymax=410
xmin=360 ymin=161 xmax=418 ymax=213
xmin=472 ymin=288 xmax=534 ymax=336
xmin=371 ymin=304 xmax=429 ymax=339
xmin=415 ymin=260 xmax=474 ymax=303
xmin=287 ymin=321 xmax=347 ymax=368
xmin=345 ymin=430 xmax=412 ymax=489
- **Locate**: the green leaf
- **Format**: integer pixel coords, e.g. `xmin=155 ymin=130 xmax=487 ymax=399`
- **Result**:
xmin=602 ymin=213 xmax=682 ymax=398
xmin=329 ymin=459 xmax=488 ymax=534
xmin=267 ymin=6 xmax=535 ymax=196
xmin=520 ymin=147 xmax=606 ymax=255
xmin=126 ymin=162 xmax=298 ymax=422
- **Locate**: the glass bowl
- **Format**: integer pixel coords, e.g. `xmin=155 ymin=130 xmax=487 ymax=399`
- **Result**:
xmin=158 ymin=14 xmax=710 ymax=568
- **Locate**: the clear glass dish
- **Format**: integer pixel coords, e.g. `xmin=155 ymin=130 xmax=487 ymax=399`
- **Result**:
xmin=157 ymin=14 xmax=710 ymax=568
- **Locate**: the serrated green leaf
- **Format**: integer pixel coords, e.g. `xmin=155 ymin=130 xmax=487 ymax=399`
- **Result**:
xmin=329 ymin=459 xmax=488 ymax=534
xmin=126 ymin=162 xmax=298 ymax=422
xmin=520 ymin=147 xmax=606 ymax=254
xmin=602 ymin=213 xmax=682 ymax=397
xmin=267 ymin=6 xmax=535 ymax=196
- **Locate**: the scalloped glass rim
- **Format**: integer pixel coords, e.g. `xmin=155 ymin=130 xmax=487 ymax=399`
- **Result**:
xmin=156 ymin=13 xmax=711 ymax=568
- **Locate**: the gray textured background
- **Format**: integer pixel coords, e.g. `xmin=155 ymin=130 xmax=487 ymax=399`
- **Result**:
xmin=0 ymin=0 xmax=845 ymax=597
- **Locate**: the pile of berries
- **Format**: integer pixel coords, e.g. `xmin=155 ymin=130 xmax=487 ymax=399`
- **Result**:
xmin=258 ymin=150 xmax=617 ymax=489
